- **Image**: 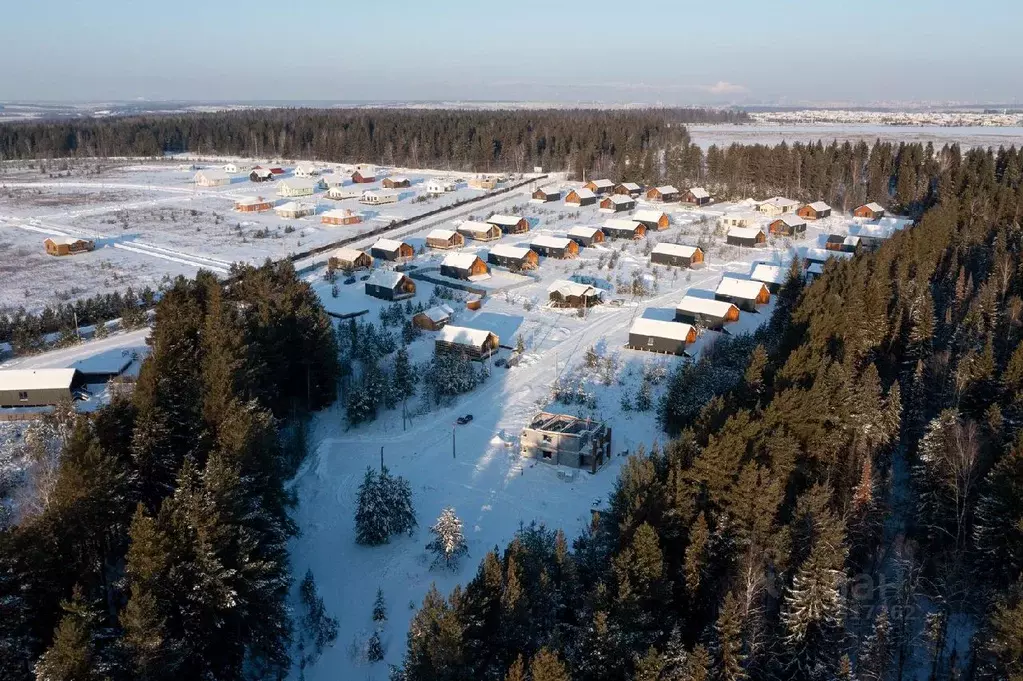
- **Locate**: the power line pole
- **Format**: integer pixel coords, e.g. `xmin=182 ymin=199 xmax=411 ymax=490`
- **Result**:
xmin=452 ymin=424 xmax=456 ymax=459
xmin=380 ymin=446 xmax=384 ymax=472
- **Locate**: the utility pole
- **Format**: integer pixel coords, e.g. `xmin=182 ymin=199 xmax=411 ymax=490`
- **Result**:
xmin=380 ymin=446 xmax=384 ymax=472
xmin=452 ymin=424 xmax=456 ymax=459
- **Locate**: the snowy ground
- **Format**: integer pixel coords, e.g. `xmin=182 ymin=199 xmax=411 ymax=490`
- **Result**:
xmin=686 ymin=123 xmax=1023 ymax=150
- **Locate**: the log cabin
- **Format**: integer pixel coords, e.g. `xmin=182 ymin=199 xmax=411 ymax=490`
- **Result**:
xmin=602 ymin=219 xmax=646 ymax=240
xmin=486 ymin=214 xmax=530 ymax=234
xmin=328 ymin=247 xmax=373 ymax=271
xmin=633 ymin=209 xmax=670 ymax=230
xmin=683 ymin=187 xmax=710 ymax=205
xmin=567 ymin=225 xmax=605 ymax=247
xmin=547 ymin=280 xmax=602 ymax=308
xmin=584 ymin=179 xmax=615 ymax=195
xmin=853 ymin=202 xmax=885 ymax=220
xmin=768 ymin=215 xmax=807 ymax=236
xmin=726 ymin=226 xmax=767 ymax=247
xmin=531 ymin=187 xmax=561 ymax=203
xmin=434 ymin=325 xmax=499 ymax=361
xmin=646 ymin=185 xmax=680 ymax=202
xmin=599 ymin=194 xmax=635 ymax=212
xmin=44 ymin=236 xmax=94 ymax=256
xmin=529 ymin=235 xmax=579 ymax=259
xmin=457 ymin=221 xmax=502 ymax=242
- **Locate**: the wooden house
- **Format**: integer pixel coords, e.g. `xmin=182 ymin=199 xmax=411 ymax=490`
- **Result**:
xmin=0 ymin=368 xmax=84 ymax=407
xmin=274 ymin=201 xmax=315 ymax=219
xmin=584 ymin=179 xmax=615 ymax=195
xmin=425 ymin=228 xmax=464 ymax=250
xmin=328 ymin=247 xmax=372 ymax=271
xmin=370 ymin=238 xmax=414 ymax=262
xmin=530 ymin=235 xmax=579 ymax=259
xmin=44 ymin=236 xmax=94 ymax=256
xmin=633 ymin=209 xmax=671 ymax=230
xmin=714 ymin=278 xmax=771 ymax=312
xmin=434 ymin=325 xmax=499 ymax=361
xmin=599 ymin=194 xmax=635 ymax=212
xmin=383 ymin=176 xmax=411 ymax=189
xmin=825 ymin=234 xmax=862 ymax=254
xmin=674 ymin=296 xmax=739 ymax=329
xmin=365 ymin=270 xmax=416 ymax=301
xmin=768 ymin=215 xmax=807 ymax=236
xmin=797 ymin=201 xmax=832 ymax=220
xmin=277 ymin=178 xmax=322 ymax=197
xmin=804 ymin=247 xmax=854 ymax=267
xmin=321 ymin=208 xmax=362 ymax=226
xmin=468 ymin=175 xmax=499 ymax=190
xmin=249 ymin=168 xmax=274 ymax=183
xmin=413 ymin=304 xmax=455 ymax=331
xmin=683 ymin=187 xmax=710 ymax=205
xmin=360 ymin=189 xmax=401 ymax=205
xmin=531 ymin=187 xmax=561 ymax=203
xmin=488 ymin=244 xmax=539 ymax=271
xmin=564 ymin=188 xmax=597 ymax=206
xmin=749 ymin=263 xmax=790 ymax=293
xmin=603 ymin=219 xmax=646 ymax=240
xmin=726 ymin=226 xmax=767 ymax=248
xmin=441 ymin=253 xmax=490 ymax=280
xmin=650 ymin=243 xmax=703 ymax=268
xmin=646 ymin=185 xmax=680 ymax=203
xmin=806 ymin=262 xmax=826 ymax=281
xmin=235 ymin=196 xmax=273 ymax=212
xmin=567 ymin=225 xmax=604 ymax=247
xmin=193 ymin=168 xmax=231 ymax=187
xmin=547 ymin=280 xmax=602 ymax=308
xmin=850 ymin=223 xmax=894 ymax=251
xmin=327 ymin=186 xmax=362 ymax=200
xmin=294 ymin=163 xmax=319 ymax=178
xmin=628 ymin=318 xmax=697 ymax=356
xmin=487 ymin=214 xmax=530 ymax=234
xmin=457 ymin=221 xmax=502 ymax=242
xmin=352 ymin=167 xmax=377 ymax=184
xmin=614 ymin=182 xmax=642 ymax=197
xmin=853 ymin=202 xmax=885 ymax=220
xmin=757 ymin=196 xmax=799 ymax=216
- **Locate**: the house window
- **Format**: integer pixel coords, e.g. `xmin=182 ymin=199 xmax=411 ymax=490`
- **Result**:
xmin=542 ymin=450 xmax=554 ymax=460
xmin=542 ymin=434 xmax=553 ymax=443
xmin=18 ymin=391 xmax=28 ymax=401
xmin=647 ymin=338 xmax=654 ymax=346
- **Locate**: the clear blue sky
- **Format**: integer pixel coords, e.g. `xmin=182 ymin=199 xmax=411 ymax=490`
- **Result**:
xmin=5 ymin=0 xmax=1022 ymax=105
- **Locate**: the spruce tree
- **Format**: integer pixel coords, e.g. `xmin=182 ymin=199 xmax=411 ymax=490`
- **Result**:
xmin=355 ymin=468 xmax=391 ymax=546
xmin=373 ymin=588 xmax=388 ymax=624
xmin=426 ymin=507 xmax=468 ymax=570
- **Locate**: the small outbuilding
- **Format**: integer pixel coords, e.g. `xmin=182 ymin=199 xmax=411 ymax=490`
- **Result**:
xmin=457 ymin=221 xmax=502 ymax=242
xmin=530 ymin=235 xmax=579 ymax=259
xmin=797 ymin=201 xmax=832 ymax=220
xmin=531 ymin=187 xmax=561 ymax=203
xmin=646 ymin=185 xmax=680 ymax=203
xmin=44 ymin=236 xmax=95 ymax=256
xmin=628 ymin=318 xmax=697 ymax=356
xmin=683 ymin=187 xmax=711 ymax=205
xmin=235 ymin=196 xmax=274 ymax=212
xmin=370 ymin=238 xmax=414 ymax=262
xmin=426 ymin=228 xmax=465 ymax=250
xmin=603 ymin=219 xmax=646 ymax=240
xmin=854 ymin=202 xmax=886 ymax=220
xmin=726 ymin=226 xmax=767 ymax=248
xmin=584 ymin=179 xmax=615 ymax=195
xmin=441 ymin=253 xmax=490 ymax=280
xmin=365 ymin=270 xmax=416 ymax=301
xmin=0 ymin=368 xmax=84 ymax=407
xmin=328 ymin=247 xmax=373 ymax=271
xmin=547 ymin=280 xmax=602 ymax=308
xmin=564 ymin=188 xmax=597 ymax=206
xmin=567 ymin=225 xmax=605 ymax=247
xmin=488 ymin=244 xmax=539 ymax=271
xmin=768 ymin=215 xmax=807 ymax=236
xmin=650 ymin=243 xmax=704 ymax=268
xmin=487 ymin=214 xmax=530 ymax=234
xmin=715 ymin=278 xmax=771 ymax=312
xmin=633 ymin=209 xmax=671 ymax=230
xmin=600 ymin=194 xmax=635 ymax=212
xmin=435 ymin=325 xmax=499 ymax=360
xmin=674 ymin=296 xmax=739 ymax=329
xmin=413 ymin=304 xmax=455 ymax=330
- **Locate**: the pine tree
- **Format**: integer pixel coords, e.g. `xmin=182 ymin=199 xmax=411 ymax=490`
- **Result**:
xmin=368 ymin=630 xmax=385 ymax=663
xmin=298 ymin=569 xmax=338 ymax=669
xmin=393 ymin=347 xmax=417 ymax=401
xmin=33 ymin=587 xmax=103 ymax=681
xmin=504 ymin=654 xmax=525 ymax=681
xmin=381 ymin=467 xmax=417 ymax=537
xmin=373 ymin=588 xmax=388 ymax=624
xmin=426 ymin=507 xmax=468 ymax=570
xmin=355 ymin=468 xmax=391 ymax=546
xmin=714 ymin=592 xmax=746 ymax=681
xmin=857 ymin=606 xmax=893 ymax=681
xmin=529 ymin=648 xmax=570 ymax=681
xmin=636 ymin=381 xmax=653 ymax=412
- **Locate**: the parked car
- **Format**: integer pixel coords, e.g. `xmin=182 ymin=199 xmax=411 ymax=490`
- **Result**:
xmin=456 ymin=414 xmax=474 ymax=425
xmin=343 ymin=277 xmax=356 ymax=285
xmin=360 ymin=274 xmax=370 ymax=281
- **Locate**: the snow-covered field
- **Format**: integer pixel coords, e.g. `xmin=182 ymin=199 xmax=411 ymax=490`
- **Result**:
xmin=687 ymin=123 xmax=1023 ymax=150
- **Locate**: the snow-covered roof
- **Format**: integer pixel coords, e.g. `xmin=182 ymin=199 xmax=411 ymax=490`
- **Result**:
xmin=844 ymin=235 xmax=862 ymax=246
xmin=568 ymin=226 xmax=600 ymax=238
xmin=363 ymin=189 xmax=402 ymax=199
xmin=0 ymin=368 xmax=78 ymax=391
xmin=807 ymin=262 xmax=825 ymax=275
xmin=862 ymin=202 xmax=885 ymax=212
xmin=633 ymin=209 xmax=667 ymax=223
xmin=619 ymin=182 xmax=641 ymax=191
xmin=366 ymin=270 xmax=407 ymax=288
xmin=676 ymin=296 xmax=737 ymax=317
xmin=236 ymin=196 xmax=270 ymax=206
xmin=687 ymin=187 xmax=710 ymax=199
xmin=372 ymin=238 xmax=405 ymax=253
xmin=250 ymin=168 xmax=273 ymax=178
xmin=321 ymin=208 xmax=355 ymax=219
xmin=388 ymin=176 xmax=410 ymax=183
xmin=603 ymin=219 xmax=643 ymax=232
xmin=589 ymin=179 xmax=614 ymax=188
xmin=728 ymin=226 xmax=765 ymax=239
xmin=489 ymin=244 xmax=533 ymax=260
xmin=629 ymin=318 xmax=695 ymax=342
xmin=487 ymin=214 xmax=524 ymax=226
xmin=652 ymin=243 xmax=699 ymax=258
xmin=427 ymin=228 xmax=458 ymax=240
xmin=568 ymin=188 xmax=596 ymax=200
xmin=750 ymin=263 xmax=789 ymax=285
xmin=852 ymin=223 xmax=894 ymax=239
xmin=354 ymin=166 xmax=377 ymax=177
xmin=653 ymin=185 xmax=679 ymax=194
xmin=534 ymin=187 xmax=560 ymax=196
xmin=807 ymin=201 xmax=831 ymax=211
xmin=46 ymin=236 xmax=89 ymax=245
xmin=719 ymin=211 xmax=762 ymax=223
xmin=715 ymin=277 xmax=769 ymax=299
xmin=330 ymin=247 xmax=368 ymax=262
xmin=422 ymin=304 xmax=454 ymax=323
xmin=458 ymin=220 xmax=497 ymax=235
xmin=760 ymin=196 xmax=799 ymax=208
xmin=603 ymin=194 xmax=634 ymax=205
xmin=294 ymin=163 xmax=318 ymax=173
xmin=279 ymin=178 xmax=319 ymax=190
xmin=195 ymin=168 xmax=230 ymax=181
xmin=805 ymin=247 xmax=854 ymax=262
xmin=275 ymin=201 xmax=313 ymax=213
xmin=531 ymin=235 xmax=573 ymax=250
xmin=547 ymin=279 xmax=598 ymax=298
xmin=436 ymin=325 xmax=494 ymax=348
xmin=772 ymin=214 xmax=806 ymax=227
xmin=443 ymin=252 xmax=483 ymax=269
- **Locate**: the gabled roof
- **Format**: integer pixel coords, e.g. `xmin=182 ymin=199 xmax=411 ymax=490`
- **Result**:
xmin=534 ymin=187 xmax=560 ymax=196
xmin=652 ymin=243 xmax=699 ymax=258
xmin=330 ymin=247 xmax=369 ymax=262
xmin=362 ymin=189 xmax=402 ymax=199
xmin=629 ymin=318 xmax=695 ymax=342
xmin=716 ymin=277 xmax=769 ymax=299
xmin=652 ymin=185 xmax=679 ymax=194
xmin=760 ymin=196 xmax=799 ymax=208
xmin=442 ymin=252 xmax=483 ymax=269
xmin=750 ymin=263 xmax=789 ymax=285
xmin=567 ymin=187 xmax=596 ymax=200
xmin=353 ymin=166 xmax=377 ymax=177
xmin=195 ymin=168 xmax=230 ymax=180
xmin=603 ymin=219 xmax=643 ymax=232
xmin=279 ymin=178 xmax=320 ymax=190
xmin=589 ymin=179 xmax=614 ymax=188
xmin=458 ymin=220 xmax=498 ymax=235
xmin=633 ymin=209 xmax=668 ymax=223
xmin=294 ymin=163 xmax=318 ymax=173
xmin=676 ymin=296 xmax=737 ymax=317
xmin=489 ymin=244 xmax=533 ymax=260
xmin=618 ymin=182 xmax=641 ymax=191
xmin=861 ymin=202 xmax=885 ymax=212
xmin=422 ymin=304 xmax=454 ymax=323
xmin=436 ymin=325 xmax=494 ymax=347
xmin=427 ymin=228 xmax=459 ymax=240
xmin=805 ymin=247 xmax=854 ymax=263
xmin=387 ymin=176 xmax=410 ymax=183
xmin=372 ymin=238 xmax=406 ymax=253
xmin=851 ymin=223 xmax=894 ymax=239
xmin=366 ymin=270 xmax=408 ymax=288
xmin=687 ymin=187 xmax=710 ymax=199
xmin=250 ymin=168 xmax=273 ymax=178
xmin=603 ymin=194 xmax=634 ymax=205
xmin=568 ymin=225 xmax=601 ymax=238
xmin=275 ymin=200 xmax=313 ymax=213
xmin=844 ymin=235 xmax=861 ymax=246
xmin=807 ymin=201 xmax=831 ymax=211
xmin=547 ymin=279 xmax=599 ymax=298
xmin=321 ymin=208 xmax=356 ymax=219
xmin=728 ymin=226 xmax=765 ymax=239
xmin=531 ymin=235 xmax=573 ymax=250
xmin=46 ymin=236 xmax=90 ymax=245
xmin=772 ymin=214 xmax=806 ymax=227
xmin=487 ymin=214 xmax=525 ymax=226
xmin=0 ymin=368 xmax=79 ymax=392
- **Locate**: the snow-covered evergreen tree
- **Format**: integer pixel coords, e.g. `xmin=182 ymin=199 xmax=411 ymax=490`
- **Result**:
xmin=426 ymin=507 xmax=468 ymax=570
xmin=297 ymin=569 xmax=339 ymax=671
xmin=368 ymin=630 xmax=385 ymax=662
xmin=373 ymin=588 xmax=387 ymax=623
xmin=355 ymin=468 xmax=391 ymax=545
xmin=380 ymin=467 xmax=417 ymax=537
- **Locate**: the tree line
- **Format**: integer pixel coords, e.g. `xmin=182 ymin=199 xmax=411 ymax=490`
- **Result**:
xmin=0 ymin=259 xmax=339 ymax=680
xmin=396 ymin=141 xmax=1023 ymax=681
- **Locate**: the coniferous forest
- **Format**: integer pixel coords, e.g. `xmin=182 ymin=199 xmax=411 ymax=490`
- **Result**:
xmin=2 ymin=110 xmax=1023 ymax=681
